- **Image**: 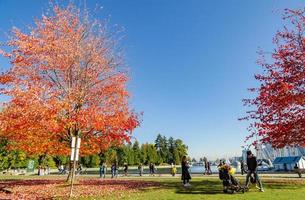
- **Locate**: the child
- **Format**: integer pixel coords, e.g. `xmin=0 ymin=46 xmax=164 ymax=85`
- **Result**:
xmin=218 ymin=163 xmax=244 ymax=193
xmin=171 ymin=164 xmax=177 ymax=177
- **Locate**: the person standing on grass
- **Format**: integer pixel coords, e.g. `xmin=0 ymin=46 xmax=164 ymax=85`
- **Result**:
xmin=138 ymin=163 xmax=144 ymax=176
xmin=123 ymin=163 xmax=128 ymax=176
xmin=207 ymin=162 xmax=212 ymax=175
xmin=204 ymin=157 xmax=208 ymax=175
xmin=100 ymin=163 xmax=106 ymax=178
xmin=58 ymin=164 xmax=64 ymax=174
xmin=245 ymin=150 xmax=264 ymax=192
xmin=171 ymin=164 xmax=177 ymax=177
xmin=77 ymin=164 xmax=83 ymax=175
xmin=38 ymin=165 xmax=42 ymax=176
xmin=181 ymin=156 xmax=191 ymax=187
xmin=240 ymin=159 xmax=245 ymax=175
xmin=111 ymin=163 xmax=116 ymax=178
xmin=149 ymin=163 xmax=155 ymax=176
xmin=294 ymin=163 xmax=302 ymax=178
xmin=151 ymin=163 xmax=156 ymax=176
xmin=115 ymin=163 xmax=119 ymax=177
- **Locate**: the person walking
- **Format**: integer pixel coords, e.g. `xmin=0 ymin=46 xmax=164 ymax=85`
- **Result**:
xmin=240 ymin=160 xmax=245 ymax=175
xmin=138 ymin=163 xmax=144 ymax=176
xmin=245 ymin=150 xmax=264 ymax=192
xmin=294 ymin=163 xmax=302 ymax=178
xmin=151 ymin=163 xmax=156 ymax=176
xmin=115 ymin=163 xmax=119 ymax=177
xmin=181 ymin=156 xmax=191 ymax=187
xmin=59 ymin=164 xmax=64 ymax=174
xmin=111 ymin=163 xmax=117 ymax=178
xmin=149 ymin=163 xmax=156 ymax=176
xmin=208 ymin=162 xmax=213 ymax=175
xmin=77 ymin=164 xmax=83 ymax=175
xmin=123 ymin=163 xmax=128 ymax=176
xmin=204 ymin=157 xmax=208 ymax=175
xmin=38 ymin=165 xmax=42 ymax=176
xmin=100 ymin=163 xmax=106 ymax=178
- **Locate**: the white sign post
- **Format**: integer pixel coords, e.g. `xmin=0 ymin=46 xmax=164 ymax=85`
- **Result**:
xmin=70 ymin=137 xmax=81 ymax=161
xmin=69 ymin=136 xmax=81 ymax=197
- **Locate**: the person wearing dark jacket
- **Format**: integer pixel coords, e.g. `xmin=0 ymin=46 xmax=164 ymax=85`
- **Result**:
xmin=181 ymin=156 xmax=191 ymax=187
xmin=294 ymin=163 xmax=302 ymax=178
xmin=240 ymin=160 xmax=245 ymax=175
xmin=245 ymin=150 xmax=264 ymax=192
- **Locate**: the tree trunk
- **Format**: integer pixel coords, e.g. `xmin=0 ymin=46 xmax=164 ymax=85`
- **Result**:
xmin=69 ymin=130 xmax=80 ymax=197
xmin=65 ymin=162 xmax=72 ymax=182
xmin=38 ymin=155 xmax=46 ymax=166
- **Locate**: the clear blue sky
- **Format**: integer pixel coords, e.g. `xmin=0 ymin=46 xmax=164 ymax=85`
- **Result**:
xmin=0 ymin=0 xmax=304 ymax=160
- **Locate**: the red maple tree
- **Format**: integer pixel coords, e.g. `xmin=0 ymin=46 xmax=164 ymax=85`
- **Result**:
xmin=0 ymin=4 xmax=140 ymax=156
xmin=242 ymin=8 xmax=305 ymax=148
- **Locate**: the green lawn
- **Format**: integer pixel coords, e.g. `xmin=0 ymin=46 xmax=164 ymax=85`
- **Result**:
xmin=118 ymin=177 xmax=305 ymax=200
xmin=0 ymin=175 xmax=304 ymax=199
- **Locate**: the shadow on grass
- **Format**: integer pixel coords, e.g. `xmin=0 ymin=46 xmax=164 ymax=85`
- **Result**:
xmin=133 ymin=179 xmax=224 ymax=195
xmin=174 ymin=180 xmax=223 ymax=195
xmin=138 ymin=178 xmax=305 ymax=195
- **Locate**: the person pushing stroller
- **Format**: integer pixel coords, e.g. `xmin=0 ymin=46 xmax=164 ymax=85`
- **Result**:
xmin=218 ymin=162 xmax=245 ymax=194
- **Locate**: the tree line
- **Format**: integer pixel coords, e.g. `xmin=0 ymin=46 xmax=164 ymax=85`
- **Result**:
xmin=97 ymin=134 xmax=188 ymax=167
xmin=0 ymin=134 xmax=188 ymax=170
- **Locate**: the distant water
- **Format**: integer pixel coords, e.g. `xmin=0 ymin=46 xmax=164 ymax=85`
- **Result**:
xmin=189 ymin=165 xmax=241 ymax=174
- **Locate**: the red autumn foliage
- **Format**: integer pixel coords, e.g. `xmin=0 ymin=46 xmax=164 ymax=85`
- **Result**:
xmin=0 ymin=4 xmax=140 ymax=156
xmin=241 ymin=8 xmax=305 ymax=148
xmin=0 ymin=178 xmax=159 ymax=199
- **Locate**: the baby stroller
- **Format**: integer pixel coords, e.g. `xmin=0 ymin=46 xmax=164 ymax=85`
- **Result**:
xmin=218 ymin=165 xmax=245 ymax=194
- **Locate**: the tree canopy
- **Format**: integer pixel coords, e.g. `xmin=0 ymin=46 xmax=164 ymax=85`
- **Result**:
xmin=242 ymin=8 xmax=305 ymax=148
xmin=0 ymin=3 xmax=140 ymax=156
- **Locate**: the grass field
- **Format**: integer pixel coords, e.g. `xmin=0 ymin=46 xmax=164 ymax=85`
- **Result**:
xmin=0 ymin=175 xmax=305 ymax=199
xmin=122 ymin=177 xmax=305 ymax=200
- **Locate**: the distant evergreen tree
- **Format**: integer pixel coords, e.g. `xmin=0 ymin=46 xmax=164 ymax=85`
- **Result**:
xmin=89 ymin=154 xmax=100 ymax=167
xmin=155 ymin=134 xmax=170 ymax=164
xmin=155 ymin=134 xmax=162 ymax=152
xmin=168 ymin=137 xmax=175 ymax=164
xmin=133 ymin=140 xmax=141 ymax=165
xmin=140 ymin=144 xmax=148 ymax=164
xmin=147 ymin=144 xmax=159 ymax=164
xmin=126 ymin=143 xmax=135 ymax=165
xmin=116 ymin=146 xmax=128 ymax=166
xmin=175 ymin=139 xmax=188 ymax=160
xmin=173 ymin=148 xmax=180 ymax=165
